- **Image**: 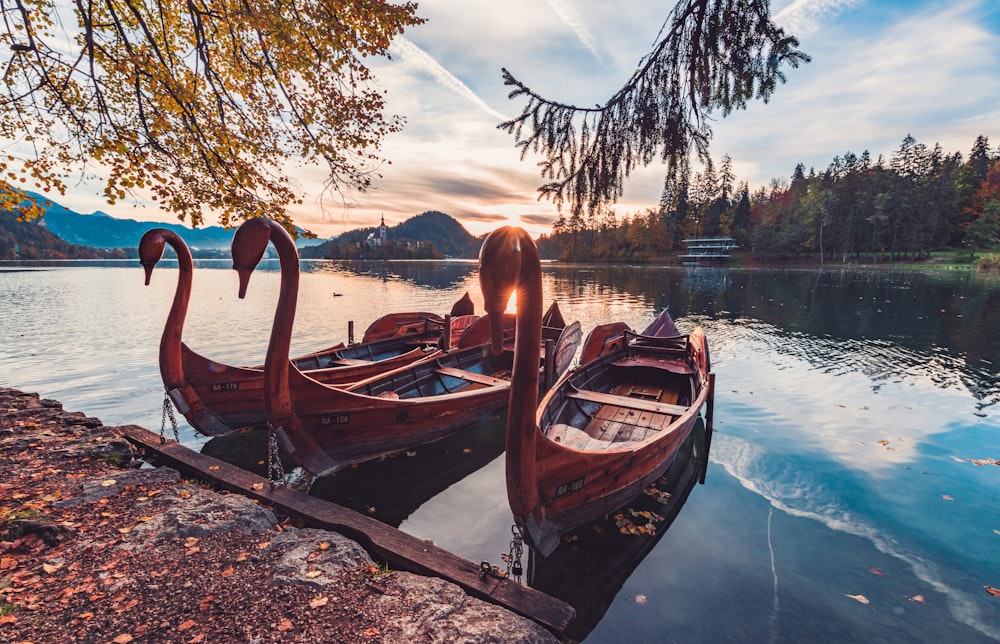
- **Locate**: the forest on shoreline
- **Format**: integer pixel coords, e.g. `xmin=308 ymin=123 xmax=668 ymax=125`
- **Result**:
xmin=537 ymin=135 xmax=1000 ymax=267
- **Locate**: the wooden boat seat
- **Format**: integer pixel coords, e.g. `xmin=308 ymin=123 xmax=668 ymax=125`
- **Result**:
xmin=330 ymin=358 xmax=371 ymax=367
xmin=612 ymin=356 xmax=693 ymax=374
xmin=566 ymin=389 xmax=688 ymax=416
xmin=434 ymin=367 xmax=506 ymax=387
xmin=548 ymin=423 xmax=644 ymax=451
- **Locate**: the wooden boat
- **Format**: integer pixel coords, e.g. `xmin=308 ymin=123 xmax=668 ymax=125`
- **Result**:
xmin=232 ymin=218 xmax=582 ymax=477
xmin=527 ymin=420 xmax=707 ymax=641
xmin=478 ymin=226 xmax=715 ymax=556
xmin=140 ymin=228 xmax=472 ymax=436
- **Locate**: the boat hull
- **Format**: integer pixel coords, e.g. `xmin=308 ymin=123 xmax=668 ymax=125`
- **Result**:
xmin=522 ymin=327 xmax=711 ymax=555
xmin=275 ymin=343 xmax=514 ymax=476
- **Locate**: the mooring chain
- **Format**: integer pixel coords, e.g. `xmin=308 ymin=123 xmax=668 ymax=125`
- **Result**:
xmin=504 ymin=524 xmax=525 ymax=583
xmin=266 ymin=423 xmax=286 ymax=487
xmin=478 ymin=525 xmax=526 ymax=583
xmin=160 ymin=394 xmax=180 ymax=444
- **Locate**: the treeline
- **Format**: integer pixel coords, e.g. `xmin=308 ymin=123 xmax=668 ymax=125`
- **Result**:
xmin=537 ymin=135 xmax=1000 ymax=263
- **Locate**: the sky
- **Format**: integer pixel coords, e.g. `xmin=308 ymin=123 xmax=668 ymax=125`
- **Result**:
xmin=35 ymin=0 xmax=1000 ymax=239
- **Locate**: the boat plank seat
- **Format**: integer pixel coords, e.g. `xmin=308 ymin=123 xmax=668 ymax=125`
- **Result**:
xmin=549 ymin=422 xmax=647 ymax=451
xmin=613 ymin=356 xmax=693 ymax=374
xmin=330 ymin=358 xmax=372 ymax=367
xmin=547 ymin=423 xmax=598 ymax=450
xmin=434 ymin=366 xmax=507 ymax=387
xmin=567 ymin=388 xmax=688 ymax=416
xmin=584 ymin=405 xmax=659 ymax=442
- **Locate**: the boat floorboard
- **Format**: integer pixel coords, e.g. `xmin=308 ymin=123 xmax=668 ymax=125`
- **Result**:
xmin=116 ymin=424 xmax=574 ymax=637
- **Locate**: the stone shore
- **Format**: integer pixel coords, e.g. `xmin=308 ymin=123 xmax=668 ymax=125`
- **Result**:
xmin=0 ymin=387 xmax=557 ymax=643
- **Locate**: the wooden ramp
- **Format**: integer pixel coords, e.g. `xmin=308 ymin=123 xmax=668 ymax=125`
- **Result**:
xmin=116 ymin=424 xmax=574 ymax=637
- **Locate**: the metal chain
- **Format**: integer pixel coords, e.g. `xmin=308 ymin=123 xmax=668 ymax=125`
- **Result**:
xmin=504 ymin=524 xmax=524 ymax=583
xmin=266 ymin=423 xmax=286 ymax=487
xmin=480 ymin=524 xmax=526 ymax=583
xmin=160 ymin=394 xmax=180 ymax=444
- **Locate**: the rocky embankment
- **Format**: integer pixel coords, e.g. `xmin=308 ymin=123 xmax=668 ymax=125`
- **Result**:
xmin=0 ymin=388 xmax=556 ymax=643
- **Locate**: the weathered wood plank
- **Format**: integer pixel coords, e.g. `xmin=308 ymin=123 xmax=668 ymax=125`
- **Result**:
xmin=116 ymin=424 xmax=575 ymax=636
xmin=567 ymin=389 xmax=688 ymax=416
xmin=434 ymin=367 xmax=507 ymax=387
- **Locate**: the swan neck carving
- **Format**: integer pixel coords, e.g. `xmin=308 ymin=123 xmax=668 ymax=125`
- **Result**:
xmin=139 ymin=228 xmax=192 ymax=389
xmin=478 ymin=226 xmax=542 ymax=520
xmin=232 ymin=219 xmax=300 ymax=421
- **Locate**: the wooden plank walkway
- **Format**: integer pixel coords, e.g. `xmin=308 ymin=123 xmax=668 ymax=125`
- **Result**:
xmin=117 ymin=424 xmax=575 ymax=637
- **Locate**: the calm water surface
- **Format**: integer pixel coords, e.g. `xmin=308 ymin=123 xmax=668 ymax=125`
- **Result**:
xmin=2 ymin=259 xmax=999 ymax=642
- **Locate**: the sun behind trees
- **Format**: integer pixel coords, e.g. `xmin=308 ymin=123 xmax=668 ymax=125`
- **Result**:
xmin=0 ymin=0 xmax=422 ymax=232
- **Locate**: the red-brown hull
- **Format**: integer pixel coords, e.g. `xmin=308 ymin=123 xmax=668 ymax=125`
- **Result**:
xmin=272 ymin=345 xmax=515 ymax=477
xmin=523 ymin=327 xmax=711 ymax=555
xmin=167 ymin=341 xmax=442 ymax=436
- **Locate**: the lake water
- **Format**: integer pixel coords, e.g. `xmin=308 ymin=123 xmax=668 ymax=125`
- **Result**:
xmin=2 ymin=258 xmax=999 ymax=642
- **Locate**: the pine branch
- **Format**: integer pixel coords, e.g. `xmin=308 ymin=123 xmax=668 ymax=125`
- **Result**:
xmin=500 ymin=0 xmax=810 ymax=216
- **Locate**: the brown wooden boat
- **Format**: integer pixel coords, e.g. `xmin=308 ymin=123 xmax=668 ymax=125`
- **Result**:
xmin=479 ymin=226 xmax=715 ymax=556
xmin=527 ymin=419 xmax=707 ymax=641
xmin=232 ymin=218 xmax=582 ymax=477
xmin=140 ymin=228 xmax=472 ymax=436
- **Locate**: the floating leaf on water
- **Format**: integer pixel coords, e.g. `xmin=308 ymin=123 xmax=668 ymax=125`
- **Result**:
xmin=942 ymin=495 xmax=955 ymax=501
xmin=986 ymin=586 xmax=1000 ymax=597
xmin=845 ymin=594 xmax=870 ymax=604
xmin=635 ymin=594 xmax=647 ymax=605
xmin=906 ymin=594 xmax=926 ymax=604
xmin=869 ymin=568 xmax=884 ymax=576
xmin=993 ymin=530 xmax=1000 ymax=536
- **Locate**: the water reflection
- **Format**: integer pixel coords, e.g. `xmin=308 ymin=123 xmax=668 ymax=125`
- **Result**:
xmin=306 ymin=259 xmax=479 ymax=290
xmin=308 ymin=413 xmax=507 ymax=527
xmin=4 ymin=260 xmax=1000 ymax=642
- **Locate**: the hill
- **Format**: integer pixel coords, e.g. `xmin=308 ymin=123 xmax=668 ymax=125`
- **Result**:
xmin=0 ymin=210 xmax=129 ymax=260
xmin=28 ymin=192 xmax=236 ymax=250
xmin=299 ymin=211 xmax=482 ymax=259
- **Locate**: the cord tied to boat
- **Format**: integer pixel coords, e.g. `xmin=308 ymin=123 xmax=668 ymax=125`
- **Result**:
xmin=266 ymin=423 xmax=287 ymax=488
xmin=159 ymin=394 xmax=180 ymax=444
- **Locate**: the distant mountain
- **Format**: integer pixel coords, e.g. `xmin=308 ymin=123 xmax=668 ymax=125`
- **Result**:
xmin=7 ymin=191 xmax=316 ymax=255
xmin=299 ymin=211 xmax=483 ymax=259
xmin=27 ymin=193 xmax=235 ymax=250
xmin=0 ymin=210 xmax=129 ymax=260
xmin=2 ymin=192 xmax=482 ymax=260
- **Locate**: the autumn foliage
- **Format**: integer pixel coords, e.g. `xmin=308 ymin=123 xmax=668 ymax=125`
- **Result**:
xmin=0 ymin=0 xmax=422 ymax=232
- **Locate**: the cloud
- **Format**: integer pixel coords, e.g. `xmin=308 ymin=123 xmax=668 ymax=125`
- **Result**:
xmin=544 ymin=0 xmax=600 ymax=59
xmin=774 ymin=0 xmax=865 ymax=35
xmin=711 ymin=0 xmax=1000 ymax=188
xmin=388 ymin=36 xmax=509 ymax=122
